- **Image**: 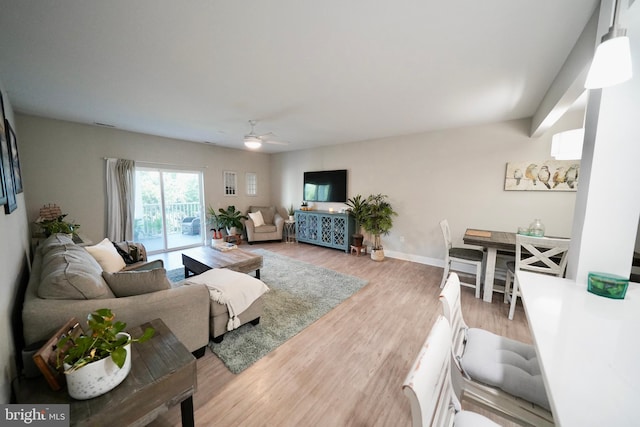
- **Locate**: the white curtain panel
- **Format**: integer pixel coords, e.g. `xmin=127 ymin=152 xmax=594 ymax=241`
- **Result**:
xmin=106 ymin=158 xmax=135 ymax=241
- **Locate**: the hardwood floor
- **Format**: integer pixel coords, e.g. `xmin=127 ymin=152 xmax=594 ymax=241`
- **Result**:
xmin=148 ymin=242 xmax=532 ymax=426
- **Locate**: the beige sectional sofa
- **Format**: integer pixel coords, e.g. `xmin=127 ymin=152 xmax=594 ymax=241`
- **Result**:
xmin=22 ymin=234 xmax=210 ymax=354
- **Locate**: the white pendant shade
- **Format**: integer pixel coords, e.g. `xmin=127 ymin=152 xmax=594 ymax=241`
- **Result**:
xmin=244 ymin=136 xmax=262 ymax=149
xmin=585 ymin=35 xmax=633 ymax=89
xmin=551 ymin=128 xmax=584 ymax=160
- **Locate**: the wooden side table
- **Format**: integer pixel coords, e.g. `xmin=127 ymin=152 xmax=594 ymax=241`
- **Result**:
xmin=350 ymin=245 xmax=367 ymax=256
xmin=224 ymin=234 xmax=242 ymax=245
xmin=13 ymin=319 xmax=197 ymax=427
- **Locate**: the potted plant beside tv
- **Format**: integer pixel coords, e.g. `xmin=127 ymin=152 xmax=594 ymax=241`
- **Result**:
xmin=217 ymin=205 xmax=248 ymax=236
xmin=56 ymin=308 xmax=154 ymax=400
xmin=345 ymin=194 xmax=368 ymax=248
xmin=361 ymin=194 xmax=397 ymax=261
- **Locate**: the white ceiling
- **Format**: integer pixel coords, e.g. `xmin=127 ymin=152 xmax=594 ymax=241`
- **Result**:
xmin=0 ymin=0 xmax=598 ymax=152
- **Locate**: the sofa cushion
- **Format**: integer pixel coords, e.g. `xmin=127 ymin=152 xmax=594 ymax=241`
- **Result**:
xmin=85 ymin=238 xmax=127 ymax=273
xmin=255 ymin=224 xmax=277 ymax=233
xmin=38 ymin=244 xmax=114 ymax=300
xmin=248 ymin=210 xmax=265 ymax=227
xmin=250 ymin=206 xmax=275 ymax=225
xmin=39 ymin=233 xmax=75 ymax=255
xmin=102 ymin=268 xmax=171 ymax=297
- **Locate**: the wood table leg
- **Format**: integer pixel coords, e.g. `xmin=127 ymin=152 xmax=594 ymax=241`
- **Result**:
xmin=181 ymin=396 xmax=194 ymax=427
xmin=483 ymin=247 xmax=497 ymax=302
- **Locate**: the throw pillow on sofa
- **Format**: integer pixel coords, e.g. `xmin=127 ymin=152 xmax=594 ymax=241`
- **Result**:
xmin=38 ymin=244 xmax=114 ymax=300
xmin=85 ymin=238 xmax=127 ymax=273
xmin=102 ymin=268 xmax=172 ymax=297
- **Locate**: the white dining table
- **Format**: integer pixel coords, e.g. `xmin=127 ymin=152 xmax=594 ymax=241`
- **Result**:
xmin=517 ymin=271 xmax=640 ymax=427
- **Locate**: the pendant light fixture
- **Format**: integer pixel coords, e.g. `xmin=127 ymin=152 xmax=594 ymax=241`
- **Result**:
xmin=585 ymin=0 xmax=633 ymax=89
xmin=244 ymin=136 xmax=262 ymax=149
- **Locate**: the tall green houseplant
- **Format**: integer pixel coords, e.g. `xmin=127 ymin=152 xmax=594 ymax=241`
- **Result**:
xmin=362 ymin=194 xmax=397 ymax=260
xmin=345 ymin=194 xmax=368 ymax=247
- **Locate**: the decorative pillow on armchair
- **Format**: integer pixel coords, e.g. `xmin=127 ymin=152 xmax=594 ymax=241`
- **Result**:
xmin=248 ymin=210 xmax=265 ymax=227
xmin=102 ymin=268 xmax=171 ymax=297
xmin=249 ymin=206 xmax=276 ymax=225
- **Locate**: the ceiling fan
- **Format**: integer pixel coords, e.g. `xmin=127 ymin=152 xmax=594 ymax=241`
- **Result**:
xmin=243 ymin=120 xmax=289 ymax=149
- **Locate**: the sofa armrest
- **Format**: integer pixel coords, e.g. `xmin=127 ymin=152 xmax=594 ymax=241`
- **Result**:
xmin=245 ymin=218 xmax=256 ymax=240
xmin=274 ymin=213 xmax=285 ymax=233
xmin=121 ymin=259 xmax=164 ymax=271
xmin=23 ymin=284 xmax=210 ymax=353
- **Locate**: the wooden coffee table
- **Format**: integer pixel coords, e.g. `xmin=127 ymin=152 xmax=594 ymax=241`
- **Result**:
xmin=181 ymin=246 xmax=263 ymax=279
xmin=13 ymin=319 xmax=196 ymax=427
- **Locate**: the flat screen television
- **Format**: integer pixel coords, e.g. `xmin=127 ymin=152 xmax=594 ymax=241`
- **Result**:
xmin=303 ymin=169 xmax=347 ymax=203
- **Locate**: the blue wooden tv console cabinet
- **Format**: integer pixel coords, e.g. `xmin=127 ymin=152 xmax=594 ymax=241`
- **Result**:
xmin=295 ymin=210 xmax=354 ymax=252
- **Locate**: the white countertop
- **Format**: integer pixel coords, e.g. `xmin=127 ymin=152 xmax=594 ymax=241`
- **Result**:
xmin=517 ymin=271 xmax=640 ymax=427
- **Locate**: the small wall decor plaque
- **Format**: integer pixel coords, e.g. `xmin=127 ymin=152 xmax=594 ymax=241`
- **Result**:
xmin=505 ymin=160 xmax=579 ymax=192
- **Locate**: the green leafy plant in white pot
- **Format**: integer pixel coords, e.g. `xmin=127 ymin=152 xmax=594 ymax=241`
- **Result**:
xmin=56 ymin=308 xmax=154 ymax=400
xmin=217 ymin=205 xmax=248 ymax=236
xmin=361 ymin=194 xmax=397 ymax=261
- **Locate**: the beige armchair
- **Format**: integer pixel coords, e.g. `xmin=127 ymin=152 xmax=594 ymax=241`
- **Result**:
xmin=245 ymin=206 xmax=284 ymax=243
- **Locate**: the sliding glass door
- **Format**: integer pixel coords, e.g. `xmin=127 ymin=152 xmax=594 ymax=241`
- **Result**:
xmin=134 ymin=167 xmax=204 ymax=253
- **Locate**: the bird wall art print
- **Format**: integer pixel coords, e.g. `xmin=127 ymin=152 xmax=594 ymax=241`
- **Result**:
xmin=505 ymin=161 xmax=579 ymax=191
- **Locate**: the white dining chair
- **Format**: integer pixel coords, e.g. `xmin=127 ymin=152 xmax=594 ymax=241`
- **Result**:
xmin=439 ymin=273 xmax=554 ymax=427
xmin=504 ymin=235 xmax=570 ymax=320
xmin=439 ymin=219 xmax=484 ymax=298
xmin=402 ymin=315 xmax=500 ymax=427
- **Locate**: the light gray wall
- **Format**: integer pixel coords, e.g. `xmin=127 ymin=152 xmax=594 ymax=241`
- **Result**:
xmin=0 ymin=84 xmax=31 ymax=403
xmin=271 ymin=112 xmax=585 ymax=265
xmin=16 ymin=114 xmax=273 ymax=243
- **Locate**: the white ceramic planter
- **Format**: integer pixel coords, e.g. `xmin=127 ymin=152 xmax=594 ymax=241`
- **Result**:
xmin=64 ymin=333 xmax=132 ymax=400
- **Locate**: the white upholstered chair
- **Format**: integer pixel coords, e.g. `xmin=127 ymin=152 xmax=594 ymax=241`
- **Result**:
xmin=439 ymin=219 xmax=484 ymax=298
xmin=504 ymin=235 xmax=570 ymax=320
xmin=402 ymin=315 xmax=500 ymax=427
xmin=439 ymin=273 xmax=554 ymax=427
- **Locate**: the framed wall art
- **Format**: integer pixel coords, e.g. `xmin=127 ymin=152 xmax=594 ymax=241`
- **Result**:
xmin=0 ymin=93 xmax=7 ymax=207
xmin=0 ymin=126 xmax=16 ymax=213
xmin=504 ymin=160 xmax=580 ymax=192
xmin=0 ymin=92 xmax=17 ymax=213
xmin=223 ymin=171 xmax=237 ymax=196
xmin=5 ymin=121 xmax=22 ymax=193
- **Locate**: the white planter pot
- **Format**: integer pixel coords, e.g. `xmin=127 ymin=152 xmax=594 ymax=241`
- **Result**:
xmin=64 ymin=333 xmax=132 ymax=400
xmin=211 ymin=238 xmax=224 ymax=247
xmin=371 ymin=248 xmax=385 ymax=262
xmin=228 ymin=227 xmax=237 ymax=236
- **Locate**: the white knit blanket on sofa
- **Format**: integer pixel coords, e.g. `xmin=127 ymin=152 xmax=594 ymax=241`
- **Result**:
xmin=185 ymin=268 xmax=269 ymax=331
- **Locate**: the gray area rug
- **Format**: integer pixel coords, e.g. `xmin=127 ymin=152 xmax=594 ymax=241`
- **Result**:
xmin=167 ymin=248 xmax=368 ymax=374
